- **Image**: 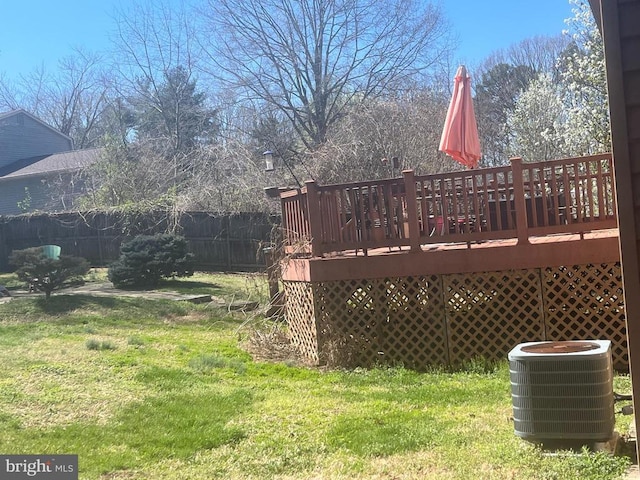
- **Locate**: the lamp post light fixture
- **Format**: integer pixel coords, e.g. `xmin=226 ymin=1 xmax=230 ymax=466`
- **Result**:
xmin=381 ymin=156 xmax=401 ymax=177
xmin=263 ymin=150 xmax=275 ymax=171
xmin=263 ymin=148 xmax=302 ymax=188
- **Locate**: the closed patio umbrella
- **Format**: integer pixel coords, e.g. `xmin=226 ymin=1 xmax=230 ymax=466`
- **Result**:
xmin=439 ymin=65 xmax=481 ymax=169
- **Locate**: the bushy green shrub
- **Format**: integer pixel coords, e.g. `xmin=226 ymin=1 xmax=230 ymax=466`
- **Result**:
xmin=108 ymin=234 xmax=194 ymax=288
xmin=9 ymin=247 xmax=90 ymax=298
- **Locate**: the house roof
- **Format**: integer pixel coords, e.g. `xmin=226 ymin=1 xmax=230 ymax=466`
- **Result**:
xmin=0 ymin=109 xmax=74 ymax=145
xmin=0 ymin=148 xmax=102 ymax=181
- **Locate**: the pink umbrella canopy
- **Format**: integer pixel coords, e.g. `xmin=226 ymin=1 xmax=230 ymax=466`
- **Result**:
xmin=439 ymin=65 xmax=481 ymax=169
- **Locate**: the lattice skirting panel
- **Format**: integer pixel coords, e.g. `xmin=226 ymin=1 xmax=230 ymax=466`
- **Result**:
xmin=284 ymin=262 xmax=627 ymax=370
xmin=312 ymin=276 xmax=448 ymax=369
xmin=283 ymin=281 xmax=319 ymax=364
xmin=443 ymin=269 xmax=546 ymax=364
xmin=542 ymin=263 xmax=627 ymax=370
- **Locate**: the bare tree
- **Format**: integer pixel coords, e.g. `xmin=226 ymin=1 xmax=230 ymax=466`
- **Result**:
xmin=0 ymin=48 xmax=111 ymax=148
xmin=0 ymin=72 xmax=16 ymax=110
xmin=473 ymin=34 xmax=570 ymax=83
xmin=506 ymin=35 xmax=570 ymax=79
xmin=305 ymin=88 xmax=449 ymax=184
xmin=473 ymin=63 xmax=537 ymax=166
xmin=182 ymin=140 xmax=279 ymax=213
xmin=201 ymin=0 xmax=453 ymax=150
xmin=77 ymin=136 xmax=223 ymax=212
xmin=110 ymin=0 xmax=215 ymax=152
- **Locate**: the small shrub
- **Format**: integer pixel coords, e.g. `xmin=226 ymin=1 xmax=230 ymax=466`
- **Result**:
xmin=189 ymin=354 xmax=246 ymax=374
xmin=108 ymin=234 xmax=194 ymax=289
xmin=86 ymin=339 xmax=117 ymax=351
xmin=9 ymin=247 xmax=90 ymax=298
xmin=189 ymin=354 xmax=227 ymax=372
xmin=99 ymin=340 xmax=117 ymax=351
xmin=127 ymin=336 xmax=145 ymax=346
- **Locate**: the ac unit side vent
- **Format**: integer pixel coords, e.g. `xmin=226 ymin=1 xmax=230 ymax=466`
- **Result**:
xmin=510 ymin=370 xmax=611 ymax=385
xmin=512 ymin=394 xmax=613 ymax=410
xmin=511 ymin=383 xmax=612 ymax=398
xmin=514 ymin=420 xmax=615 ymax=437
xmin=508 ymin=340 xmax=614 ymax=442
xmin=512 ymin=407 xmax=614 ymax=423
xmin=511 ymin=358 xmax=608 ymax=372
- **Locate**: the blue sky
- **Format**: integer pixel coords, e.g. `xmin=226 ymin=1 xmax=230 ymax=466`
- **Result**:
xmin=443 ymin=0 xmax=576 ymax=65
xmin=0 ymin=0 xmax=576 ymax=80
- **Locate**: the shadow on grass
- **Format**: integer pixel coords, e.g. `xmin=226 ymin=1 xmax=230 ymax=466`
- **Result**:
xmin=0 ymin=295 xmax=126 ymax=317
xmin=155 ymin=279 xmax=223 ymax=294
xmin=1 ymin=389 xmax=253 ymax=476
xmin=35 ymin=295 xmax=124 ymax=314
xmin=1 ymin=295 xmax=188 ymax=323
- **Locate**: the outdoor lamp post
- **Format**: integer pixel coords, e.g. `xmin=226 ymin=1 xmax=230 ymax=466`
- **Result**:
xmin=263 ymin=151 xmax=279 ymax=198
xmin=263 ymin=150 xmax=275 ymax=172
xmin=263 ymin=148 xmax=302 ymax=188
xmin=381 ymin=156 xmax=401 ymax=177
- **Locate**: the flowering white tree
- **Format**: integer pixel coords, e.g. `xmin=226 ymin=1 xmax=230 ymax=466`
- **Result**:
xmin=559 ymin=0 xmax=610 ymax=155
xmin=506 ymin=0 xmax=610 ymax=162
xmin=507 ymin=74 xmax=569 ymax=161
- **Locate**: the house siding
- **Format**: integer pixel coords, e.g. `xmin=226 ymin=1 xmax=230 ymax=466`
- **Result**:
xmin=0 ymin=112 xmax=72 ymax=170
xmin=0 ymin=177 xmax=52 ymax=215
xmin=598 ymin=0 xmax=640 ymax=459
xmin=0 ymin=172 xmax=90 ymax=216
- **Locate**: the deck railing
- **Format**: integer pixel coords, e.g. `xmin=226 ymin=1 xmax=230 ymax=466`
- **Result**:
xmin=280 ymin=154 xmax=617 ymax=256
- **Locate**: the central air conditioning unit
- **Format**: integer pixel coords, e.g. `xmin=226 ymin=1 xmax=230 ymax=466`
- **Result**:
xmin=508 ymin=340 xmax=614 ymax=442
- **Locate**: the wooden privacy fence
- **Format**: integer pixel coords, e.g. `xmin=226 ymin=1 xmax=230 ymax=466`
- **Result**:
xmin=0 ymin=211 xmax=279 ymax=272
xmin=284 ymin=262 xmax=627 ymax=371
xmin=281 ymin=154 xmax=617 ymax=256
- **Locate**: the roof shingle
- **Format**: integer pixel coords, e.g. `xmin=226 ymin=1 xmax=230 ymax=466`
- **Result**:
xmin=0 ymin=148 xmax=102 ymax=180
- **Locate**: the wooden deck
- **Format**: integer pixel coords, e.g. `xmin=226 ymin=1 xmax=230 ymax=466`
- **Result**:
xmin=283 ymin=228 xmax=620 ymax=282
xmin=280 ymin=154 xmax=617 ymax=261
xmin=277 ymin=155 xmax=626 ymax=371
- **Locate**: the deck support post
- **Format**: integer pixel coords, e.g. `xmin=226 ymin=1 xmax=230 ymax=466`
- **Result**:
xmin=403 ymin=170 xmax=422 ymax=252
xmin=305 ymin=181 xmax=323 ymax=257
xmin=511 ymin=157 xmax=530 ymax=245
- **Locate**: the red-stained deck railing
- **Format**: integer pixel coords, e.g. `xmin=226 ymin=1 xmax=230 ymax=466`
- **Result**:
xmin=280 ymin=154 xmax=617 ymax=257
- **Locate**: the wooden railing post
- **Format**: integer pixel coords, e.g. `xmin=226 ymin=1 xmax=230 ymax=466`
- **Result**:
xmin=402 ymin=170 xmax=422 ymax=252
xmin=305 ymin=180 xmax=323 ymax=256
xmin=511 ymin=157 xmax=530 ymax=245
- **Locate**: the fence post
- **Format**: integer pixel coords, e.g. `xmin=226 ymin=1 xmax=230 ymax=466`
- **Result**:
xmin=0 ymin=220 xmax=6 ymax=272
xmin=511 ymin=157 xmax=530 ymax=245
xmin=403 ymin=170 xmax=421 ymax=252
xmin=305 ymin=181 xmax=323 ymax=257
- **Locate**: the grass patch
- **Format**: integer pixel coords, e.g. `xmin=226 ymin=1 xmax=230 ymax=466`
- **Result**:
xmin=0 ymin=272 xmax=23 ymax=289
xmin=0 ymin=272 xmax=633 ymax=479
xmin=328 ymin=408 xmax=439 ymax=456
xmin=157 ymin=271 xmax=269 ymax=303
xmin=1 ymin=391 xmax=250 ymax=473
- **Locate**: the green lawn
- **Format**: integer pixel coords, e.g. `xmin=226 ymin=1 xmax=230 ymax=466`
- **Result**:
xmin=0 ymin=272 xmax=633 ymax=479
